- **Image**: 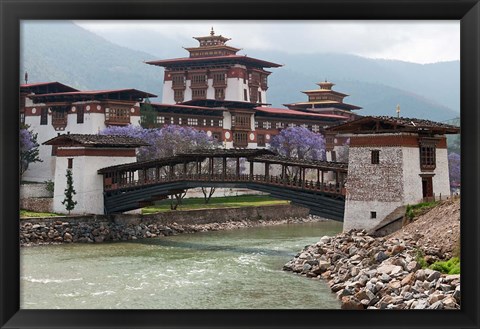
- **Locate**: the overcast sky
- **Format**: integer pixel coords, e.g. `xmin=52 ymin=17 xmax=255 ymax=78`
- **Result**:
xmin=75 ymin=20 xmax=460 ymax=64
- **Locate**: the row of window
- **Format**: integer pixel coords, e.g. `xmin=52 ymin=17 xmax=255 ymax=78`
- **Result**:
xmin=156 ymin=116 xmax=223 ymax=127
xmin=309 ymin=95 xmax=343 ymax=102
xmin=369 ymin=146 xmax=436 ymax=169
xmin=255 ymin=120 xmax=321 ymax=133
xmin=174 ymin=88 xmax=226 ymax=102
xmin=39 ymin=108 xmax=85 ymax=125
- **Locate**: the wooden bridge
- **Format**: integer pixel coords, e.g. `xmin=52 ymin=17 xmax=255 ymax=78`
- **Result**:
xmin=98 ymin=149 xmax=348 ymax=221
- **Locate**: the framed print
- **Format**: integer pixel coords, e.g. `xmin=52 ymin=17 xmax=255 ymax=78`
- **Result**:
xmin=1 ymin=0 xmax=479 ymax=328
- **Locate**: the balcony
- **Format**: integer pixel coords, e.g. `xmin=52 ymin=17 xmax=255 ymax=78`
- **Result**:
xmin=105 ymin=108 xmax=130 ymax=125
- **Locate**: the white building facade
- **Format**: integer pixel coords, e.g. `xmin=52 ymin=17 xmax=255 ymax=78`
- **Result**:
xmin=328 ymin=116 xmax=459 ymax=232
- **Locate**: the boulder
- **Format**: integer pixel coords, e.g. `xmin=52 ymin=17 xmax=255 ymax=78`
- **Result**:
xmin=377 ymin=264 xmax=402 ymax=275
xmin=341 ymin=296 xmax=364 ymax=310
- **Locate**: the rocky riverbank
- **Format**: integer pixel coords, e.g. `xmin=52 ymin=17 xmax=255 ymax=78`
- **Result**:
xmin=283 ymin=229 xmax=460 ymax=310
xmin=20 ymin=215 xmax=326 ymax=247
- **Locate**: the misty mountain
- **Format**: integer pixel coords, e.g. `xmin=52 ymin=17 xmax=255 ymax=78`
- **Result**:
xmin=21 ymin=21 xmax=162 ymax=97
xmin=21 ymin=21 xmax=459 ymax=122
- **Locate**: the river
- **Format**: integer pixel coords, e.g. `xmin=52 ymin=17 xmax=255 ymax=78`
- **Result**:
xmin=20 ymin=221 xmax=342 ymax=309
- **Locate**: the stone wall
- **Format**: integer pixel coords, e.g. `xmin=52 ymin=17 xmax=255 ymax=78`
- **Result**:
xmin=20 ymin=204 xmax=311 ymax=245
xmin=20 ymin=198 xmax=53 ymax=213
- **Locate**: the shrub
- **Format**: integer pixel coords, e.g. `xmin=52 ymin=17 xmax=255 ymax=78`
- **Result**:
xmin=44 ymin=180 xmax=54 ymax=193
xmin=406 ymin=201 xmax=439 ymax=221
xmin=429 ymin=257 xmax=460 ymax=274
xmin=415 ymin=248 xmax=429 ymax=269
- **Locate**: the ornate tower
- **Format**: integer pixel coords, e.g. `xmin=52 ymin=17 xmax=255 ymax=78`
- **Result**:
xmin=146 ymin=29 xmax=281 ymax=104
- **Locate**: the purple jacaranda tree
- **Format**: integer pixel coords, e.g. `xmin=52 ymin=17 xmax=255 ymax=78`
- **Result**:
xmin=101 ymin=124 xmax=219 ymax=161
xmin=269 ymin=127 xmax=326 ymax=181
xmin=20 ymin=126 xmax=42 ymax=177
xmin=448 ymin=152 xmax=461 ymax=189
xmin=100 ymin=125 xmax=221 ymax=208
xmin=269 ymin=127 xmax=326 ymax=160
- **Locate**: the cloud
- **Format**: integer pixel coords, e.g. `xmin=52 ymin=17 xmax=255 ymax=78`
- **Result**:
xmin=75 ymin=20 xmax=459 ymax=64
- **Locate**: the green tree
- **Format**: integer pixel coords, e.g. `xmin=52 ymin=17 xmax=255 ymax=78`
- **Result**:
xmin=139 ymin=98 xmax=158 ymax=128
xmin=61 ymin=169 xmax=77 ymax=214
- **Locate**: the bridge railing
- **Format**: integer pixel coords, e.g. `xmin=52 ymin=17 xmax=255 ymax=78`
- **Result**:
xmin=104 ymin=173 xmax=345 ymax=196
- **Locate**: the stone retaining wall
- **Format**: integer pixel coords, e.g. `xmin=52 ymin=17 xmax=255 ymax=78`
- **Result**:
xmin=20 ymin=204 xmax=311 ymax=246
xmin=20 ymin=198 xmax=53 ymax=213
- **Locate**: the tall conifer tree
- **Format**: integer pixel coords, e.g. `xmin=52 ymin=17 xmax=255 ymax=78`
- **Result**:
xmin=62 ymin=169 xmax=77 ymax=214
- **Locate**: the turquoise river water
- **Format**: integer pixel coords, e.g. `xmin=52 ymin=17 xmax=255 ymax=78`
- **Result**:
xmin=20 ymin=221 xmax=342 ymax=309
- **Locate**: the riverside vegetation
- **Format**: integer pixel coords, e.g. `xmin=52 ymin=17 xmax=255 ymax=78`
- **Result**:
xmin=283 ymin=199 xmax=461 ymax=310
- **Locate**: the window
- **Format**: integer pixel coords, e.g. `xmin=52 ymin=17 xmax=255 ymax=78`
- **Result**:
xmin=203 ymin=119 xmax=207 ymax=126
xmin=371 ymin=150 xmax=380 ymax=164
xmin=233 ymin=132 xmax=248 ymax=147
xmin=288 ymin=123 xmax=295 ymax=128
xmin=218 ymin=120 xmax=223 ymax=127
xmin=250 ymin=87 xmax=258 ymax=103
xmin=105 ymin=107 xmax=129 ymax=124
xmin=211 ymin=119 xmax=214 ymax=126
xmin=171 ymin=117 xmax=174 ymax=124
xmin=244 ymin=89 xmax=248 ymax=101
xmin=301 ymin=124 xmax=308 ymax=128
xmin=77 ymin=106 xmax=84 ymax=124
xmin=40 ymin=108 xmax=48 ymax=125
xmin=420 ymin=145 xmax=436 ymax=170
xmin=258 ymin=91 xmax=262 ymax=103
xmin=68 ymin=158 xmax=73 ymax=169
xmin=255 ymin=121 xmax=259 ymax=128
xmin=188 ymin=118 xmax=198 ymax=126
xmin=20 ymin=112 xmax=25 ymax=125
xmin=178 ymin=118 xmax=182 ymax=125
xmin=156 ymin=116 xmax=165 ymax=124
xmin=276 ymin=122 xmax=284 ymax=129
xmin=215 ymin=88 xmax=225 ymax=100
xmin=192 ymin=88 xmax=206 ymax=100
xmin=52 ymin=109 xmax=67 ymax=125
xmin=257 ymin=134 xmax=265 ymax=147
xmin=331 ymin=151 xmax=337 ymax=162
xmin=174 ymin=90 xmax=184 ymax=103
xmin=370 ymin=211 xmax=377 ymax=219
xmin=191 ymin=74 xmax=207 ymax=86
xmin=233 ymin=114 xmax=250 ymax=128
xmin=172 ymin=75 xmax=185 ymax=87
xmin=312 ymin=124 xmax=319 ymax=133
xmin=213 ymin=72 xmax=226 ymax=86
xmin=262 ymin=121 xmax=271 ymax=129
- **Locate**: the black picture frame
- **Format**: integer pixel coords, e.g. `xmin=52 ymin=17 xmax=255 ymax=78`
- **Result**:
xmin=1 ymin=0 xmax=479 ymax=328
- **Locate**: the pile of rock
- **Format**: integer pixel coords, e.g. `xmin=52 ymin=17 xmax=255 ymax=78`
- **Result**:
xmin=20 ymin=215 xmax=325 ymax=246
xmin=283 ymin=230 xmax=460 ymax=310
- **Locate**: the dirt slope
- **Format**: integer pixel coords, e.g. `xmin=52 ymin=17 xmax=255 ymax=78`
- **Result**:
xmin=388 ymin=199 xmax=460 ymax=259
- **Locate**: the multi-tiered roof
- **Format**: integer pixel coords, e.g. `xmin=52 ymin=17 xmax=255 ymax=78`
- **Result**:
xmin=145 ymin=28 xmax=281 ymax=69
xmin=284 ymin=81 xmax=361 ymax=113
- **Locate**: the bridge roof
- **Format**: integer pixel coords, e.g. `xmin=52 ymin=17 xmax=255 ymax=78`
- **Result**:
xmin=43 ymin=134 xmax=149 ymax=148
xmin=98 ymin=148 xmax=275 ymax=174
xmin=253 ymin=155 xmax=348 ymax=171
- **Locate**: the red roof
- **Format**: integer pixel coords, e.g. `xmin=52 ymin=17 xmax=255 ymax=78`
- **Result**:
xmin=146 ymin=55 xmax=282 ymax=68
xmin=150 ymin=102 xmax=224 ymax=111
xmin=20 ymin=81 xmax=78 ymax=93
xmin=255 ymin=107 xmax=348 ymax=120
xmin=30 ymin=88 xmax=156 ymax=98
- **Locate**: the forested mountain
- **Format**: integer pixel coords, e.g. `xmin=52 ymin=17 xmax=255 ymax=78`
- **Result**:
xmin=21 ymin=21 xmax=459 ymax=122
